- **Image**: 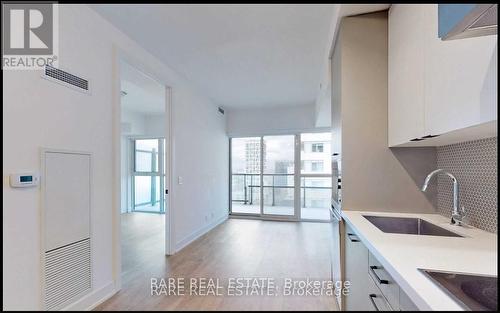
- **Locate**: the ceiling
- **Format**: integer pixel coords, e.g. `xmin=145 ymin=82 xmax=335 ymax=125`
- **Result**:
xmin=91 ymin=4 xmax=335 ymax=109
xmin=120 ymin=61 xmax=165 ymax=115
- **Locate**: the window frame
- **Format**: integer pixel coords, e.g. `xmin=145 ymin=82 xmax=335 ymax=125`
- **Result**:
xmin=229 ymin=131 xmax=332 ymax=222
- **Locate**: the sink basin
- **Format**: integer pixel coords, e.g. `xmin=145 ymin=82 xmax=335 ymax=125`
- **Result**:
xmin=421 ymin=269 xmax=497 ymax=311
xmin=363 ymin=215 xmax=463 ymax=237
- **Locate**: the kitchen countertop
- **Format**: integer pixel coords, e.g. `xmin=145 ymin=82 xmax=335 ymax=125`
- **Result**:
xmin=342 ymin=211 xmax=498 ymax=311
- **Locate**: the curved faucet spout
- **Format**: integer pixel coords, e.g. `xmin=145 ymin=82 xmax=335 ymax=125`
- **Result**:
xmin=422 ymin=169 xmax=463 ymax=225
xmin=422 ymin=169 xmax=457 ymax=191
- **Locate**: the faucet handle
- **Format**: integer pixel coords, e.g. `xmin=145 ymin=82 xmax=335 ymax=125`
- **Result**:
xmin=451 ymin=207 xmax=467 ymax=226
xmin=460 ymin=207 xmax=470 ymax=225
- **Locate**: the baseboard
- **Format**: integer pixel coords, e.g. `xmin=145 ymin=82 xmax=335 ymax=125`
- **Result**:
xmin=62 ymin=280 xmax=117 ymax=311
xmin=175 ymin=214 xmax=228 ymax=253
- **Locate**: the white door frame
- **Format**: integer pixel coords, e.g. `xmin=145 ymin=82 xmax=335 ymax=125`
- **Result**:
xmin=111 ymin=45 xmax=175 ymax=292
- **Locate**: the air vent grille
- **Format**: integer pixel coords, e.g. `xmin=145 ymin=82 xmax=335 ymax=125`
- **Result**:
xmin=44 ymin=238 xmax=91 ymax=310
xmin=44 ymin=65 xmax=89 ymax=92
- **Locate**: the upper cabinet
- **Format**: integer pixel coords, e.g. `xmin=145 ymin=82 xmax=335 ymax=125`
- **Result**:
xmin=388 ymin=5 xmax=426 ymax=146
xmin=388 ymin=4 xmax=497 ymax=147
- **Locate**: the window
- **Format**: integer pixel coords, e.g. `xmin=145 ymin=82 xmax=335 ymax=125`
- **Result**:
xmin=134 ymin=139 xmax=159 ymax=173
xmin=230 ymin=137 xmax=261 ymax=215
xmin=300 ymin=133 xmax=332 ymax=221
xmin=230 ymin=132 xmax=332 ymax=221
xmin=132 ymin=138 xmax=166 ymax=213
xmin=311 ymin=161 xmax=324 ymax=172
xmin=311 ymin=143 xmax=324 ymax=153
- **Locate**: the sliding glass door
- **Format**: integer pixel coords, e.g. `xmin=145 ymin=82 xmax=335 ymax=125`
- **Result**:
xmin=300 ymin=133 xmax=332 ymax=221
xmin=230 ymin=137 xmax=261 ymax=214
xmin=132 ymin=138 xmax=166 ymax=213
xmin=262 ymin=135 xmax=296 ymax=217
xmin=230 ymin=132 xmax=331 ymax=221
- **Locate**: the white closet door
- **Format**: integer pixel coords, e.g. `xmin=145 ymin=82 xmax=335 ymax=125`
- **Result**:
xmin=44 ymin=151 xmax=91 ymax=251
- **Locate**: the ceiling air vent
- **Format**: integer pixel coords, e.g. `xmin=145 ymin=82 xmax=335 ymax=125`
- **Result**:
xmin=218 ymin=107 xmax=225 ymax=115
xmin=43 ymin=65 xmax=90 ymax=93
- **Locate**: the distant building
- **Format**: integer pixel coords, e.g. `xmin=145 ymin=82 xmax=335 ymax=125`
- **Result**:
xmin=245 ymin=139 xmax=266 ymax=174
xmin=300 ymin=137 xmax=331 ymax=174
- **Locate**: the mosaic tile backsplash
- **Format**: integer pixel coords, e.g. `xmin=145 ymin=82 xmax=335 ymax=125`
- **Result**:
xmin=437 ymin=137 xmax=497 ymax=233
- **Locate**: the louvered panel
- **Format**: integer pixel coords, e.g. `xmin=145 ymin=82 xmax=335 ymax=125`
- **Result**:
xmin=43 ymin=65 xmax=90 ymax=93
xmin=44 ymin=238 xmax=91 ymax=311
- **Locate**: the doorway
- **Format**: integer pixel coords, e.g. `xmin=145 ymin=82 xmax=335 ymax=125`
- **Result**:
xmin=117 ymin=58 xmax=172 ymax=278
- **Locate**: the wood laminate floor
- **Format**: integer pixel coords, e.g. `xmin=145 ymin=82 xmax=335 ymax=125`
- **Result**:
xmin=95 ymin=213 xmax=337 ymax=311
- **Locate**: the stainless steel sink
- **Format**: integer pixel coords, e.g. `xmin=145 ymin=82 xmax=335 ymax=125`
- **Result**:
xmin=363 ymin=215 xmax=463 ymax=237
xmin=420 ymin=269 xmax=497 ymax=311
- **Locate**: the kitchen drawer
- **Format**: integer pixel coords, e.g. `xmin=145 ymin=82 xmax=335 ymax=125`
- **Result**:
xmin=368 ymin=252 xmax=399 ymax=310
xmin=367 ymin=270 xmax=393 ymax=311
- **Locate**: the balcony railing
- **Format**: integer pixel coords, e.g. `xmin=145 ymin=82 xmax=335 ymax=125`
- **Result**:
xmin=231 ymin=173 xmax=331 ymax=208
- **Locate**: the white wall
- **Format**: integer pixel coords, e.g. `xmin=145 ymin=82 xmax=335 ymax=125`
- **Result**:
xmin=337 ymin=12 xmax=436 ymax=213
xmin=226 ymin=104 xmax=326 ymax=137
xmin=121 ymin=109 xmax=147 ymax=135
xmin=144 ymin=114 xmax=166 ymax=136
xmin=3 ymin=4 xmax=228 ymax=310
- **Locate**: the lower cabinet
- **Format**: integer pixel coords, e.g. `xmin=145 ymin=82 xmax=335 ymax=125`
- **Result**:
xmin=366 ymin=273 xmax=393 ymax=311
xmin=344 ymin=223 xmax=371 ymax=310
xmin=344 ymin=223 xmax=419 ymax=311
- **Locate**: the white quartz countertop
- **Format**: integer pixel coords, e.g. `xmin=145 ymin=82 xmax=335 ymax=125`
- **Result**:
xmin=342 ymin=211 xmax=497 ymax=311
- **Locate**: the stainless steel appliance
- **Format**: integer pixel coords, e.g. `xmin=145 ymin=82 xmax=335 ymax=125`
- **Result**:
xmin=331 ymin=152 xmax=342 ymax=217
xmin=330 ymin=152 xmax=343 ymax=309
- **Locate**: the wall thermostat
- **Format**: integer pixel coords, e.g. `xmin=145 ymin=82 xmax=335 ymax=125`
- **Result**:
xmin=10 ymin=172 xmax=39 ymax=188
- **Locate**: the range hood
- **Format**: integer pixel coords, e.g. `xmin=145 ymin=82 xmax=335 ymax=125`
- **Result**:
xmin=439 ymin=4 xmax=497 ymax=40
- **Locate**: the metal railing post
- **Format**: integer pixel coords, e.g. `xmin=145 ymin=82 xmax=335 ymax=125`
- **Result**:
xmin=250 ymin=174 xmax=253 ymax=204
xmin=244 ymin=174 xmax=248 ymax=204
xmin=272 ymin=175 xmax=275 ymax=206
xmin=302 ymin=177 xmax=306 ymax=208
xmin=151 ymin=148 xmax=157 ymax=206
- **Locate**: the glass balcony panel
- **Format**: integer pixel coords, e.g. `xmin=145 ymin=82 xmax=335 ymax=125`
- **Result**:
xmin=134 ymin=176 xmax=161 ymax=213
xmin=300 ymin=177 xmax=331 ymax=220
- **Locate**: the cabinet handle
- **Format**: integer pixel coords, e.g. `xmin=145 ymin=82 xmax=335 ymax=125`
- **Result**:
xmin=370 ymin=265 xmax=389 ymax=284
xmin=422 ymin=134 xmax=440 ymax=138
xmin=369 ymin=294 xmax=380 ymax=311
xmin=347 ymin=233 xmax=359 ymax=242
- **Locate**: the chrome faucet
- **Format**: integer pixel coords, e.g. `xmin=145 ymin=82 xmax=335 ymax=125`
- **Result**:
xmin=422 ymin=169 xmax=465 ymax=226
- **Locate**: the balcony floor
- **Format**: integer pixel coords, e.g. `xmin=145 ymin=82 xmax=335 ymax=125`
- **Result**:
xmin=231 ymin=203 xmax=330 ymax=220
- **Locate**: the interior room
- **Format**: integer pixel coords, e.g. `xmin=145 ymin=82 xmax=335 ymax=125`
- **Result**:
xmin=119 ymin=60 xmax=167 ymax=275
xmin=2 ymin=3 xmax=497 ymax=312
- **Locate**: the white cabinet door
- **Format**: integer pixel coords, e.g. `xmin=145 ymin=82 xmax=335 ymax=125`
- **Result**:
xmin=344 ymin=224 xmax=371 ymax=311
xmin=388 ymin=4 xmax=426 ymax=146
xmin=423 ymin=4 xmax=498 ymax=136
xmin=388 ymin=4 xmax=498 ymax=147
